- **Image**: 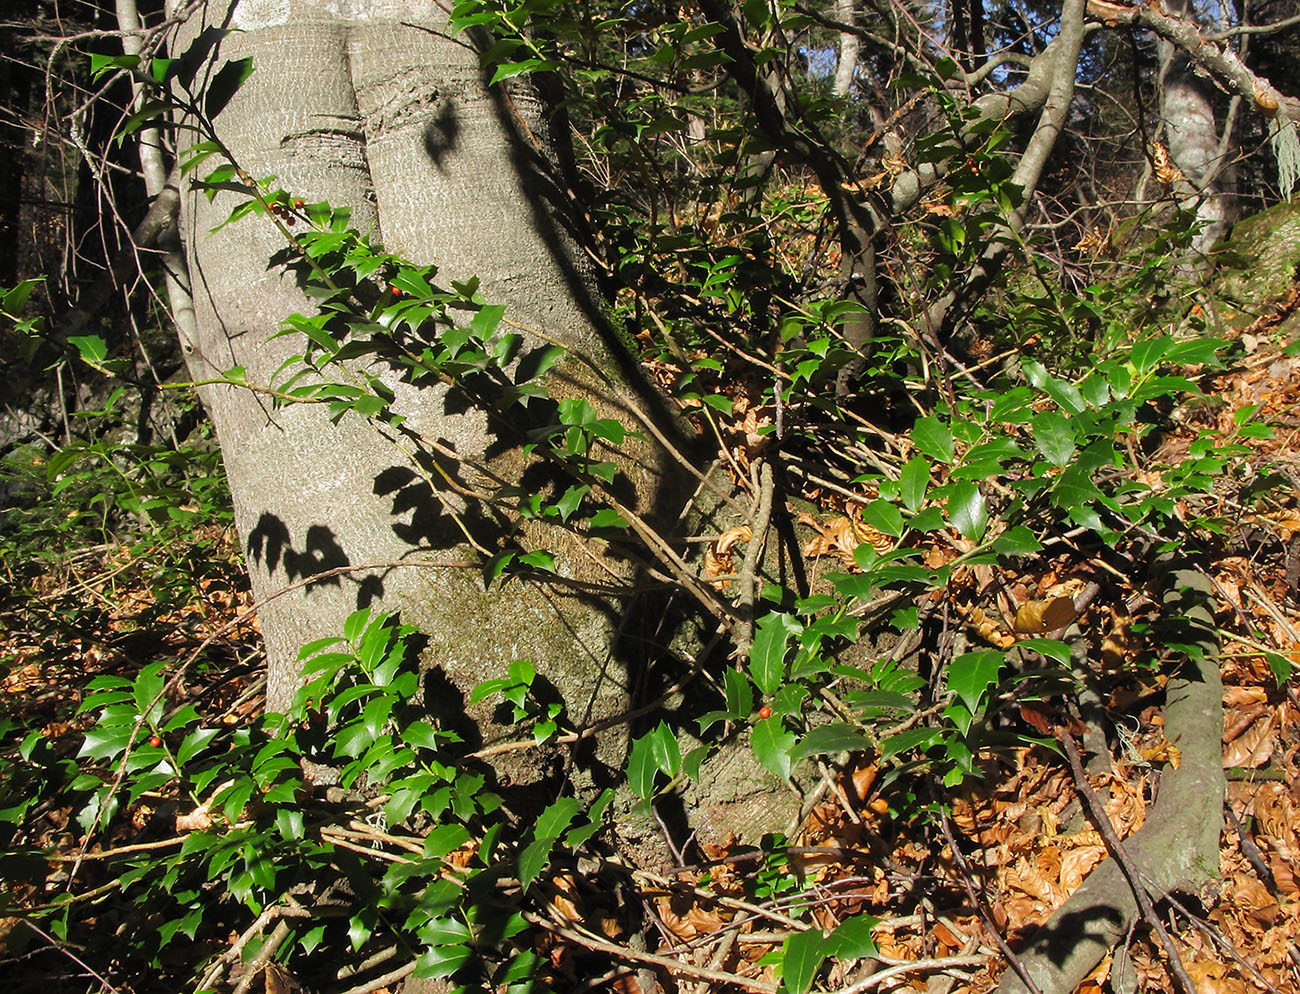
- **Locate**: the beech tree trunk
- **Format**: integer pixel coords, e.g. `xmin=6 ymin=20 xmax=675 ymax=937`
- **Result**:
xmin=1158 ymin=0 xmax=1235 ymax=256
xmin=833 ymin=0 xmax=858 ymax=99
xmin=174 ymin=1 xmax=677 ymax=749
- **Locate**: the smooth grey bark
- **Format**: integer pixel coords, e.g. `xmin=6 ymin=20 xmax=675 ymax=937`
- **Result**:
xmin=1158 ymin=0 xmax=1235 ymax=257
xmin=832 ymin=0 xmax=859 ymax=98
xmin=174 ymin=1 xmax=678 ymax=754
xmin=995 ymin=567 xmax=1225 ymax=994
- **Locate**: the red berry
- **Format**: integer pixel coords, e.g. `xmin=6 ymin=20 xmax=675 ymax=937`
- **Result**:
xmin=293 ymin=198 xmax=304 ymax=208
xmin=148 ymin=736 xmax=162 ymax=747
xmin=390 ymin=284 xmax=401 ymax=295
xmin=758 ymin=706 xmax=771 ymax=719
xmin=286 ymin=216 xmax=296 ymax=225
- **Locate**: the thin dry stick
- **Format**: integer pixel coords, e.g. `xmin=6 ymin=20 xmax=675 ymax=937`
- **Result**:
xmin=737 ymin=458 xmax=776 ymax=653
xmin=1224 ymin=800 xmax=1277 ymax=893
xmin=523 ymin=911 xmax=779 ymax=993
xmin=1150 ymin=880 xmax=1285 ymax=994
xmin=937 ymin=807 xmax=1042 ymax=994
xmin=231 ymin=920 xmax=293 ymax=994
xmin=1061 ymin=731 xmax=1198 ymax=994
xmin=18 ymin=917 xmax=124 ymax=994
xmin=336 ymin=960 xmax=416 ymax=994
xmin=833 ymin=954 xmax=989 ymax=994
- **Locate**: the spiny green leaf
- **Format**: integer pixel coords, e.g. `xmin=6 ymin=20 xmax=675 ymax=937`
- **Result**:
xmin=750 ymin=716 xmax=796 ymax=780
xmin=1032 ymin=410 xmax=1075 ymax=467
xmin=911 ymin=416 xmax=954 ymax=464
xmin=947 ymin=482 xmax=988 ymax=541
xmin=749 ymin=612 xmax=802 ymax=696
xmin=947 ymin=650 xmax=1003 ymax=713
xmin=898 ymin=456 xmax=931 ymax=512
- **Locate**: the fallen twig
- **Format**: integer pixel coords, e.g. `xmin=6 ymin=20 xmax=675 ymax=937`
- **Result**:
xmin=524 ymin=911 xmax=780 ymax=992
xmin=833 ymin=954 xmax=989 ymax=993
xmin=1062 ymin=731 xmax=1197 ymax=994
xmin=938 ymin=806 xmax=1042 ymax=994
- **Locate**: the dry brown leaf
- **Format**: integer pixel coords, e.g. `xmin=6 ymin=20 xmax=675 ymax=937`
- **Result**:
xmin=1137 ymin=733 xmax=1181 ymax=769
xmin=1013 ymin=595 xmax=1077 ymax=634
xmin=1153 ymin=141 xmax=1185 ymax=185
xmin=705 ymin=525 xmax=752 ymax=589
xmin=1058 ymin=844 xmax=1107 ymax=893
xmin=264 ymin=964 xmax=304 ymax=994
xmin=1227 ymin=876 xmax=1281 ymax=927
xmin=1252 ymin=782 xmax=1297 ymax=859
xmin=850 ymin=763 xmax=878 ymax=803
xmin=882 ymin=152 xmax=907 ymax=176
xmin=1223 ymin=685 xmax=1268 ymax=707
xmin=548 ymin=874 xmax=582 ymax=922
xmin=1018 ymin=702 xmax=1056 ymax=735
xmin=1221 ymin=712 xmax=1275 ymax=768
xmin=1075 ymin=227 xmax=1109 ymax=256
xmin=684 ymin=904 xmax=729 ymax=936
xmin=923 ymin=198 xmax=957 ymax=217
xmin=799 ymin=512 xmax=891 ymax=569
xmin=1269 ymin=855 xmax=1298 ymax=896
xmin=1102 ymin=775 xmax=1146 ymax=836
xmin=1005 ymin=854 xmax=1061 ymax=905
xmin=715 ymin=524 xmax=752 ymax=555
xmin=967 ymin=604 xmax=1017 ymax=649
xmin=175 ymin=779 xmax=234 ymax=832
xmin=1184 ymin=960 xmax=1248 ymax=994
xmin=841 ymin=172 xmax=889 ymax=195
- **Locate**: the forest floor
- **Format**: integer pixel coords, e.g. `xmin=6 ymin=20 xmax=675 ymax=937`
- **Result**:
xmin=3 ymin=328 xmax=1299 ymax=994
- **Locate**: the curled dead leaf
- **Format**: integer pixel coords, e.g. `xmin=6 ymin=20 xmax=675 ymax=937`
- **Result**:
xmin=1185 ymin=959 xmax=1249 ymax=994
xmin=1254 ymin=80 xmax=1280 ymax=117
xmin=1014 ymin=595 xmax=1077 ymax=634
xmin=175 ymin=779 xmax=234 ymax=832
xmin=715 ymin=524 xmax=753 ymax=556
xmin=1153 ymin=141 xmax=1185 ymax=186
xmin=1138 ymin=735 xmax=1180 ymax=769
xmin=548 ymin=873 xmax=582 ymax=922
xmin=1075 ymin=227 xmax=1108 ymax=256
xmin=966 ymin=604 xmax=1017 ymax=649
xmin=705 ymin=527 xmax=754 ymax=589
xmin=850 ymin=762 xmax=878 ymax=803
xmin=1222 ymin=711 xmax=1275 ymax=769
xmin=1058 ymin=844 xmax=1107 ymax=893
xmin=1227 ymin=876 xmax=1281 ymax=927
xmin=799 ymin=512 xmax=891 ymax=570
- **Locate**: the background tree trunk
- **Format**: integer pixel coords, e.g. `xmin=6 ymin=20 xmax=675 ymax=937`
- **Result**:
xmin=175 ymin=1 xmax=677 ymax=754
xmin=1158 ymin=0 xmax=1236 ymax=256
xmin=833 ymin=0 xmax=859 ymax=99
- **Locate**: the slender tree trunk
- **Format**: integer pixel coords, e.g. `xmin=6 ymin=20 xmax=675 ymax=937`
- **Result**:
xmin=833 ymin=0 xmax=858 ymax=98
xmin=173 ymin=1 xmax=678 ymax=754
xmin=1158 ymin=0 xmax=1235 ymax=257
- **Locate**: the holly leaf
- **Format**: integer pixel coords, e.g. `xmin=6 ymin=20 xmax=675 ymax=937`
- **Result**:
xmin=749 ymin=612 xmax=802 ymax=696
xmin=947 ymin=650 xmax=1003 ymax=713
xmin=791 ymin=723 xmax=872 ymax=762
xmin=947 ymin=482 xmax=988 ymax=541
xmin=911 ymin=416 xmax=954 ymax=464
xmin=751 ymin=716 xmax=796 ymax=781
xmin=898 ymin=456 xmax=931 ymax=512
xmin=1032 ymin=411 xmax=1075 ymax=467
xmin=780 ymin=928 xmax=827 ymax=994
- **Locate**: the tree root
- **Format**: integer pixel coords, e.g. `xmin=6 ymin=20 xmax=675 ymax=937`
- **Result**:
xmin=995 ymin=567 xmax=1226 ymax=994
